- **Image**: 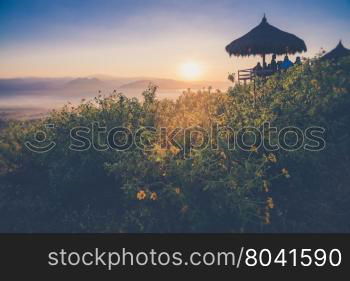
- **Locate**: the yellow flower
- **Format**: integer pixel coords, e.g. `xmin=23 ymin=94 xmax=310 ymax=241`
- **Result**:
xmin=150 ymin=192 xmax=158 ymax=201
xmin=311 ymin=79 xmax=318 ymax=87
xmin=153 ymin=144 xmax=166 ymax=160
xmin=266 ymin=197 xmax=274 ymax=209
xmin=136 ymin=190 xmax=146 ymax=200
xmin=175 ymin=187 xmax=181 ymax=194
xmin=263 ymin=180 xmax=269 ymax=192
xmin=250 ymin=145 xmax=258 ymax=153
xmin=169 ymin=145 xmax=180 ymax=155
xmin=267 ymin=153 xmax=277 ymax=163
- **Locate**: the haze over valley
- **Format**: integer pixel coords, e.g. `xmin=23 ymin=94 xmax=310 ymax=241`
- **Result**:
xmin=0 ymin=76 xmax=230 ymax=119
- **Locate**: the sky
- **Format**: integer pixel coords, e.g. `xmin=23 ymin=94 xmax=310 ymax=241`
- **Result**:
xmin=0 ymin=0 xmax=349 ymax=81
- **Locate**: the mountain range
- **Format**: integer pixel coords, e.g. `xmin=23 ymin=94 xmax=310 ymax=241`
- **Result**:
xmin=0 ymin=76 xmax=231 ymax=96
xmin=0 ymin=76 xmax=232 ymax=119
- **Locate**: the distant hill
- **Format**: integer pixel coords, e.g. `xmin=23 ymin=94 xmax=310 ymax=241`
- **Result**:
xmin=119 ymin=79 xmax=188 ymax=89
xmin=0 ymin=78 xmax=70 ymax=93
xmin=119 ymin=78 xmax=230 ymax=90
xmin=64 ymin=77 xmax=104 ymax=90
xmin=0 ymin=76 xmax=231 ymax=96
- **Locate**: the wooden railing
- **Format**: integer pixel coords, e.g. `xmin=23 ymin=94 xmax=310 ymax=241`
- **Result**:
xmin=238 ymin=68 xmax=254 ymax=84
xmin=238 ymin=68 xmax=277 ymax=84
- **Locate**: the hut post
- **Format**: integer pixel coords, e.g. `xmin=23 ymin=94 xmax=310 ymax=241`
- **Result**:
xmin=253 ymin=78 xmax=256 ymax=107
xmin=262 ymin=53 xmax=266 ymax=68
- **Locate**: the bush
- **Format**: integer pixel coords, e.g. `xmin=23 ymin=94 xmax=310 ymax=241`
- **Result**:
xmin=0 ymin=58 xmax=350 ymax=232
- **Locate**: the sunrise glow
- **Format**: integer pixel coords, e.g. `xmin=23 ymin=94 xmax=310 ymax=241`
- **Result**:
xmin=179 ymin=62 xmax=202 ymax=80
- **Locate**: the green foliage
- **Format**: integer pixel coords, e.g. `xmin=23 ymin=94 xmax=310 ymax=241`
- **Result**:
xmin=1 ymin=58 xmax=350 ymax=232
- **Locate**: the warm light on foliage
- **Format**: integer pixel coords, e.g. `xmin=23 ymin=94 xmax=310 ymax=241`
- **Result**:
xmin=0 ymin=57 xmax=350 ymax=232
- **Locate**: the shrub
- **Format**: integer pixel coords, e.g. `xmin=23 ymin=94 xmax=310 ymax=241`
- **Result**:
xmin=0 ymin=58 xmax=350 ymax=232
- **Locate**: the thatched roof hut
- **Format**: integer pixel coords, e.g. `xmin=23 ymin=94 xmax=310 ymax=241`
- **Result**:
xmin=226 ymin=15 xmax=307 ymax=65
xmin=322 ymin=41 xmax=350 ymax=61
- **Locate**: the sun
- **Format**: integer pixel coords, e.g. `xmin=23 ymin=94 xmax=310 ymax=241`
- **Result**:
xmin=179 ymin=61 xmax=202 ymax=80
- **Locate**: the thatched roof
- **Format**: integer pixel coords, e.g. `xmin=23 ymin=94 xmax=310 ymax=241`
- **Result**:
xmin=322 ymin=41 xmax=350 ymax=60
xmin=226 ymin=16 xmax=307 ymax=57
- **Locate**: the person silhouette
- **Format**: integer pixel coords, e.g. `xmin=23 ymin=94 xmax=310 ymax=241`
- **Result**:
xmin=253 ymin=62 xmax=262 ymax=77
xmin=270 ymin=54 xmax=277 ymax=71
xmin=277 ymin=60 xmax=283 ymax=70
xmin=294 ymin=56 xmax=302 ymax=65
xmin=254 ymin=62 xmax=262 ymax=71
xmin=281 ymin=55 xmax=293 ymax=69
